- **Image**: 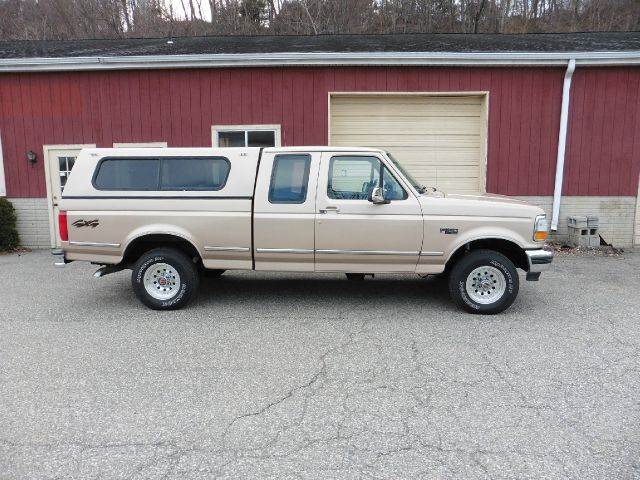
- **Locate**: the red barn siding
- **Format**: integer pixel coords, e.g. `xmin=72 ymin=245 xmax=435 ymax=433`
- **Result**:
xmin=564 ymin=67 xmax=640 ymax=196
xmin=0 ymin=65 xmax=637 ymax=198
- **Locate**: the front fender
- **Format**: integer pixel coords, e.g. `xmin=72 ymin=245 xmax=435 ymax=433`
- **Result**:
xmin=443 ymin=225 xmax=530 ymax=264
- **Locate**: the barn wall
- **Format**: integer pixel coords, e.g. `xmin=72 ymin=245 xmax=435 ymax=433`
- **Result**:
xmin=0 ymin=65 xmax=639 ymax=216
xmin=1 ymin=66 xmax=570 ymax=198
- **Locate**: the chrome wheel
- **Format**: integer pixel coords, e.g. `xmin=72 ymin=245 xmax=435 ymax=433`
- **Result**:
xmin=143 ymin=262 xmax=181 ymax=301
xmin=465 ymin=266 xmax=506 ymax=305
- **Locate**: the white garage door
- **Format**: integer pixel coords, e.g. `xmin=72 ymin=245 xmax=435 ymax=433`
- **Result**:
xmin=329 ymin=94 xmax=486 ymax=194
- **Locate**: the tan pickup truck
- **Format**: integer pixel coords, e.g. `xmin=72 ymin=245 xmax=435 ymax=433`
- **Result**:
xmin=55 ymin=147 xmax=552 ymax=314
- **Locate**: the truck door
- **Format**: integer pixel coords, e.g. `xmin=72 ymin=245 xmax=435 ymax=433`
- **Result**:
xmin=314 ymin=152 xmax=423 ymax=272
xmin=253 ymin=150 xmax=320 ymax=271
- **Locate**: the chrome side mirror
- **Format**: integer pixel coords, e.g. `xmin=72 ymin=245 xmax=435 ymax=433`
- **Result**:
xmin=369 ymin=186 xmax=390 ymax=205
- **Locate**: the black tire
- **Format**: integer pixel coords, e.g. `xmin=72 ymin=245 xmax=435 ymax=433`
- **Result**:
xmin=131 ymin=248 xmax=200 ymax=310
xmin=448 ymin=249 xmax=519 ymax=315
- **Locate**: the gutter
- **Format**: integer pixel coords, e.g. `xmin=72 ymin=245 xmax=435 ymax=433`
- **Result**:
xmin=551 ymin=58 xmax=576 ymax=232
xmin=1 ymin=50 xmax=640 ymax=72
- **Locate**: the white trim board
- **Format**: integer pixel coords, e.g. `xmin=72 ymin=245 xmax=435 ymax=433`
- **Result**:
xmin=1 ymin=51 xmax=640 ymax=72
xmin=0 ymin=131 xmax=5 ymax=196
xmin=113 ymin=142 xmax=168 ymax=147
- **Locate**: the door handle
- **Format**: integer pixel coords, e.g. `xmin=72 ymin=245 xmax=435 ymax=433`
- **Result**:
xmin=319 ymin=206 xmax=340 ymax=214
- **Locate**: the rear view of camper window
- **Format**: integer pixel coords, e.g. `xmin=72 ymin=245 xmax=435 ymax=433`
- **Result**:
xmin=160 ymin=158 xmax=230 ymax=191
xmin=94 ymin=158 xmax=160 ymax=190
xmin=94 ymin=157 xmax=230 ymax=191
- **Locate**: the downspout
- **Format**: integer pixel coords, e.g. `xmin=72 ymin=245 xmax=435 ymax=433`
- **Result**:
xmin=551 ymin=58 xmax=576 ymax=231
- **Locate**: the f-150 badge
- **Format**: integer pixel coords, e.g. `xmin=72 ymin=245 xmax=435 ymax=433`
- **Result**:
xmin=72 ymin=219 xmax=99 ymax=228
xmin=440 ymin=228 xmax=458 ymax=235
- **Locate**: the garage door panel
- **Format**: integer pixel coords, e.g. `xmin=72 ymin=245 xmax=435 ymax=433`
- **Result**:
xmin=431 ymin=178 xmax=480 ymax=194
xmin=331 ymin=117 xmax=481 ymax=136
xmin=334 ymin=96 xmax=484 ymax=106
xmin=399 ymin=165 xmax=481 ymax=178
xmin=332 ymin=103 xmax=482 ymax=117
xmin=384 ymin=147 xmax=481 ymax=164
xmin=331 ymin=134 xmax=481 ymax=148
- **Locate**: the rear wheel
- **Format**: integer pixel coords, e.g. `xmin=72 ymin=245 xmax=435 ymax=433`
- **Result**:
xmin=132 ymin=248 xmax=199 ymax=310
xmin=448 ymin=249 xmax=519 ymax=314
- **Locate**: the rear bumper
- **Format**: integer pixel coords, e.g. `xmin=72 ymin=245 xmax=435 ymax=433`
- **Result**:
xmin=526 ymin=247 xmax=554 ymax=273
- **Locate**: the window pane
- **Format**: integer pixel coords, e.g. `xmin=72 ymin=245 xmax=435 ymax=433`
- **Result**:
xmin=94 ymin=159 xmax=159 ymax=190
xmin=328 ymin=156 xmax=380 ymax=200
xmin=247 ymin=130 xmax=275 ymax=147
xmin=161 ymin=158 xmax=230 ymax=191
xmin=218 ymin=131 xmax=245 ymax=147
xmin=58 ymin=156 xmax=76 ymax=193
xmin=269 ymin=154 xmax=311 ymax=204
xmin=382 ymin=167 xmax=407 ymax=200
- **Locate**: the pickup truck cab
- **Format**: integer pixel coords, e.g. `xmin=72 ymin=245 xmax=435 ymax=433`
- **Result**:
xmin=56 ymin=147 xmax=552 ymax=314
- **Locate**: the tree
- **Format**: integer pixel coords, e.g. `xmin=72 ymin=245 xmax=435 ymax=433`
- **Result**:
xmin=0 ymin=0 xmax=638 ymax=40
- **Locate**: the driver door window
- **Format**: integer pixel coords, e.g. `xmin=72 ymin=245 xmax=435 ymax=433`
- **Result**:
xmin=328 ymin=156 xmax=406 ymax=201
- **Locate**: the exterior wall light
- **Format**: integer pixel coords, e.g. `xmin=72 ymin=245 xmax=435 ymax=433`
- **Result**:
xmin=26 ymin=150 xmax=37 ymax=165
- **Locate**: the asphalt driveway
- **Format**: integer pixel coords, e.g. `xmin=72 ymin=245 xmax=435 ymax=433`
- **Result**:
xmin=1 ymin=249 xmax=639 ymax=479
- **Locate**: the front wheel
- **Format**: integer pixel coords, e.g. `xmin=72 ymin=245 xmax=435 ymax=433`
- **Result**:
xmin=132 ymin=248 xmax=200 ymax=310
xmin=448 ymin=249 xmax=519 ymax=314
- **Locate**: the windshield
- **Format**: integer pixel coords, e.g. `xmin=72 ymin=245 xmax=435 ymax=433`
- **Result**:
xmin=385 ymin=152 xmax=427 ymax=193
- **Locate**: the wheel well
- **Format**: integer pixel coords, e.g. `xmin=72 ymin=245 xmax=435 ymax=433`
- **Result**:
xmin=445 ymin=238 xmax=528 ymax=272
xmin=122 ymin=234 xmax=201 ymax=266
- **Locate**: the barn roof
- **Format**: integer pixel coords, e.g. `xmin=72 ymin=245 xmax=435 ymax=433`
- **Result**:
xmin=0 ymin=32 xmax=639 ymax=71
xmin=1 ymin=32 xmax=640 ymax=59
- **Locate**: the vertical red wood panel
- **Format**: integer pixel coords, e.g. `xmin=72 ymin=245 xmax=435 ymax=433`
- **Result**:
xmin=609 ymin=70 xmax=627 ymax=195
xmin=526 ymin=71 xmax=542 ymax=196
xmin=620 ymin=73 xmax=639 ymax=194
xmin=2 ymin=66 xmax=639 ymax=198
xmin=128 ymin=73 xmax=142 ymax=143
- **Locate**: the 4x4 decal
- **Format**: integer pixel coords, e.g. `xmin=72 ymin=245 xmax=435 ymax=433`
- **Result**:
xmin=72 ymin=219 xmax=99 ymax=228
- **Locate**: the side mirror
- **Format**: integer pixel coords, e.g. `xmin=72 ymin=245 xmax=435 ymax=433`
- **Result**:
xmin=369 ymin=186 xmax=390 ymax=205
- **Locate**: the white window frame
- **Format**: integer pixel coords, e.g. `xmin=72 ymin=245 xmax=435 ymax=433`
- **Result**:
xmin=0 ymin=131 xmax=5 ymax=197
xmin=211 ymin=124 xmax=281 ymax=148
xmin=113 ymin=142 xmax=168 ymax=148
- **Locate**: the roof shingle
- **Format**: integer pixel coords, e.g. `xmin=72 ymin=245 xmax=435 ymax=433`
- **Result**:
xmin=1 ymin=32 xmax=639 ymax=59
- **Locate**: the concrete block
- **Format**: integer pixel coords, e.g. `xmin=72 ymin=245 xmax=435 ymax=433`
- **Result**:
xmin=567 ymin=216 xmax=588 ymax=228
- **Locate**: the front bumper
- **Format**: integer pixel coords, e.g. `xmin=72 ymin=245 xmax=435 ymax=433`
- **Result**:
xmin=526 ymin=247 xmax=554 ymax=273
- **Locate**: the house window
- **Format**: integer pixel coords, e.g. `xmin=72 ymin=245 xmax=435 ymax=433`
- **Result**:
xmin=212 ymin=125 xmax=281 ymax=148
